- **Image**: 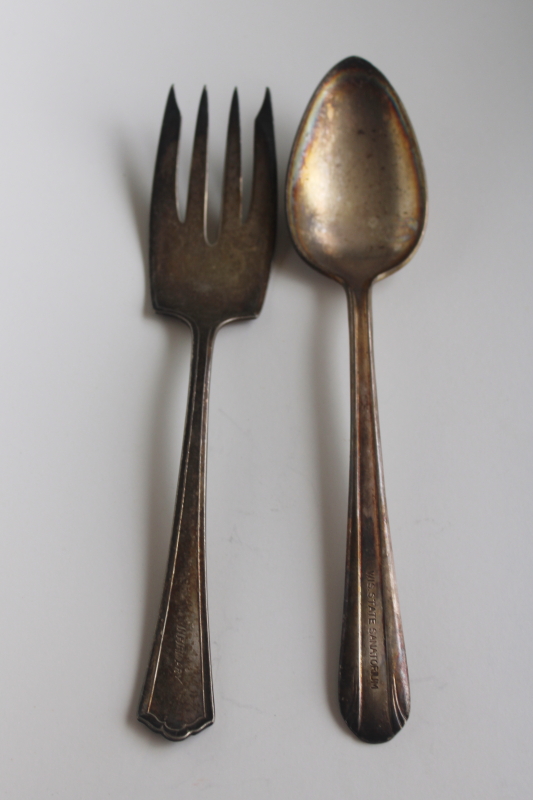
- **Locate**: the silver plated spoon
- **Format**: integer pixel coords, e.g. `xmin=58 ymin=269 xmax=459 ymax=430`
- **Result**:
xmin=286 ymin=57 xmax=426 ymax=743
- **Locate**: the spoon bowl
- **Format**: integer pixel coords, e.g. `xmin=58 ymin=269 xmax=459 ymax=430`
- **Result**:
xmin=287 ymin=57 xmax=426 ymax=743
xmin=287 ymin=57 xmax=426 ymax=288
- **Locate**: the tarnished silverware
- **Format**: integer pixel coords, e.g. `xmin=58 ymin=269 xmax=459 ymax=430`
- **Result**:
xmin=286 ymin=57 xmax=426 ymax=743
xmin=138 ymin=87 xmax=276 ymax=740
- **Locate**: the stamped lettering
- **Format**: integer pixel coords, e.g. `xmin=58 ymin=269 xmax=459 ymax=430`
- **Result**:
xmin=173 ymin=623 xmax=188 ymax=685
xmin=367 ymin=571 xmax=379 ymax=689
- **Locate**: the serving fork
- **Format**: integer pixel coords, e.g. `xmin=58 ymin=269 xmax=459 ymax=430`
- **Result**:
xmin=138 ymin=87 xmax=276 ymax=741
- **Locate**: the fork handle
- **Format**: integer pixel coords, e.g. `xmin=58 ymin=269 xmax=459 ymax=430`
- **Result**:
xmin=338 ymin=285 xmax=410 ymax=743
xmin=139 ymin=323 xmax=216 ymax=740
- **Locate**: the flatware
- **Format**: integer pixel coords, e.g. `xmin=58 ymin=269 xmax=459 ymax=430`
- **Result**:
xmin=138 ymin=87 xmax=276 ymax=740
xmin=286 ymin=57 xmax=426 ymax=742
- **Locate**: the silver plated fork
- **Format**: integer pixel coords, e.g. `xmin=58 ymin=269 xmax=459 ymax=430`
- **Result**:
xmin=138 ymin=86 xmax=276 ymax=741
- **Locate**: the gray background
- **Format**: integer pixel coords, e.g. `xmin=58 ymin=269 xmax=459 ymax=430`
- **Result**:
xmin=1 ymin=0 xmax=532 ymax=797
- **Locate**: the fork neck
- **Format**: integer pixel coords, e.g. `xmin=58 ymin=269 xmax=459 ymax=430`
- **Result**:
xmin=188 ymin=323 xmax=217 ymax=405
xmin=182 ymin=322 xmax=217 ymax=479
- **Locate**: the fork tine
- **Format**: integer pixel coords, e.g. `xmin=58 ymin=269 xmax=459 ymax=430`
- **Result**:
xmin=150 ymin=87 xmax=181 ymax=231
xmin=247 ymin=89 xmax=277 ymax=225
xmin=185 ymin=88 xmax=208 ymax=236
xmin=221 ymin=89 xmax=242 ymax=227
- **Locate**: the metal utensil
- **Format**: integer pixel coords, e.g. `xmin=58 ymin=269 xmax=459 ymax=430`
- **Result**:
xmin=286 ymin=57 xmax=426 ymax=743
xmin=138 ymin=87 xmax=276 ymax=741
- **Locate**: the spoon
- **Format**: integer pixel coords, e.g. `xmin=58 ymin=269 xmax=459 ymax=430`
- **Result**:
xmin=286 ymin=57 xmax=426 ymax=743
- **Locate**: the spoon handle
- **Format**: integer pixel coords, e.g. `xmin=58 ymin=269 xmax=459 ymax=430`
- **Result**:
xmin=138 ymin=323 xmax=215 ymax=740
xmin=339 ymin=285 xmax=410 ymax=743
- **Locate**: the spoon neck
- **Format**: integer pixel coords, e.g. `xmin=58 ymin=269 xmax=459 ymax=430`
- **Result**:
xmin=345 ymin=283 xmax=375 ymax=468
xmin=346 ymin=281 xmax=371 ymax=307
xmin=346 ymin=285 xmax=373 ymax=366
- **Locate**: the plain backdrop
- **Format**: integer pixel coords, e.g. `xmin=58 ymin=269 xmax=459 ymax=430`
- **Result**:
xmin=0 ymin=0 xmax=532 ymax=797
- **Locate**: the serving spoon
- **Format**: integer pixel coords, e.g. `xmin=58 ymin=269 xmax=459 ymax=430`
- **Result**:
xmin=286 ymin=57 xmax=426 ymax=743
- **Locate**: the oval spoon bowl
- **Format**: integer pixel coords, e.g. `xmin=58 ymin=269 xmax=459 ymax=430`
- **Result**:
xmin=287 ymin=56 xmax=426 ymax=290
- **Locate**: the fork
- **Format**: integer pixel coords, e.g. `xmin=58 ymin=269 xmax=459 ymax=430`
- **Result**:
xmin=138 ymin=86 xmax=276 ymax=741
